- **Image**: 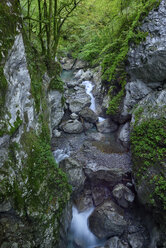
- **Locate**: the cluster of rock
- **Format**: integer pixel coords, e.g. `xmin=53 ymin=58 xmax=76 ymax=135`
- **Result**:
xmin=60 ymin=155 xmax=150 ymax=248
xmin=50 ymin=61 xmax=120 ymax=139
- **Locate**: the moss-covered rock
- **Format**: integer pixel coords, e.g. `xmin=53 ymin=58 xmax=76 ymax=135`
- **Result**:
xmin=131 ymin=99 xmax=166 ymax=230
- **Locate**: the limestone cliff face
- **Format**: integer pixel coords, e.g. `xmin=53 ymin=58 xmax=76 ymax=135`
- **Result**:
xmin=0 ymin=1 xmax=70 ymax=247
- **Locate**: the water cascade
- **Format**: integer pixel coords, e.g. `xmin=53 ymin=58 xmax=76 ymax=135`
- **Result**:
xmin=67 ymin=207 xmax=104 ymax=248
xmin=82 ymin=80 xmax=105 ymax=122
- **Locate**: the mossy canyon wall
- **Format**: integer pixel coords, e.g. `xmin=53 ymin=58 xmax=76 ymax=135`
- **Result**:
xmin=0 ymin=1 xmax=71 ymax=247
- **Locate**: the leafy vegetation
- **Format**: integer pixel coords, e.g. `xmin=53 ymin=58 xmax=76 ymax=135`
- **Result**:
xmin=131 ymin=118 xmax=166 ymax=210
xmin=20 ymin=0 xmax=82 ymax=67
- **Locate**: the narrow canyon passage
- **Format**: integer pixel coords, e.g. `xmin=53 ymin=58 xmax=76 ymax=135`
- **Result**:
xmin=52 ymin=68 xmax=151 ymax=248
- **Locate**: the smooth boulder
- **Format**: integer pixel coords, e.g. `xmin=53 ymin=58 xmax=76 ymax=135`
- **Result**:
xmin=84 ymin=162 xmax=124 ymax=185
xmin=60 ymin=120 xmax=83 ymax=134
xmin=79 ymin=107 xmax=98 ymax=123
xmin=89 ymin=200 xmax=127 ymax=239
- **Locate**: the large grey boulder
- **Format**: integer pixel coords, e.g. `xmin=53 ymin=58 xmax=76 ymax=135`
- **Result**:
xmin=89 ymin=200 xmax=127 ymax=239
xmin=49 ymin=90 xmax=64 ymax=129
xmin=84 ymin=162 xmax=124 ymax=185
xmin=59 ymin=158 xmax=86 ymax=193
xmin=96 ymin=119 xmax=118 ymax=133
xmin=67 ymin=91 xmax=91 ymax=113
xmin=127 ymin=0 xmax=166 ymax=83
xmin=112 ymin=184 xmax=135 ymax=208
xmin=60 ymin=120 xmax=83 ymax=134
xmin=79 ymin=107 xmax=98 ymax=123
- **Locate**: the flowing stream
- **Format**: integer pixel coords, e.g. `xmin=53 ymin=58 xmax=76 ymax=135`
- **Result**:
xmin=65 ymin=76 xmax=107 ymax=247
xmin=67 ymin=207 xmax=104 ymax=248
xmin=54 ymin=71 xmax=111 ymax=248
xmin=82 ymin=80 xmax=105 ymax=122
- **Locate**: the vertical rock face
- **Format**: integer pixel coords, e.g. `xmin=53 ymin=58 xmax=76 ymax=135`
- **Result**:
xmin=127 ymin=0 xmax=166 ymax=83
xmin=49 ymin=90 xmax=64 ymax=130
xmin=4 ymin=34 xmax=36 ymax=133
xmin=118 ymin=0 xmax=166 ymax=245
xmin=0 ymin=1 xmax=70 ymax=248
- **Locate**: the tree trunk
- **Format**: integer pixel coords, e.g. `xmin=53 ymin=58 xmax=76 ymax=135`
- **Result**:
xmin=53 ymin=0 xmax=58 ymax=57
xmin=27 ymin=0 xmax=31 ymax=39
xmin=38 ymin=0 xmax=45 ymax=55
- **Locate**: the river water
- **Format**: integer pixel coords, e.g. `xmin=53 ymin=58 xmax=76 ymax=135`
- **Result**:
xmin=54 ymin=70 xmax=107 ymax=248
xmin=67 ymin=207 xmax=105 ymax=248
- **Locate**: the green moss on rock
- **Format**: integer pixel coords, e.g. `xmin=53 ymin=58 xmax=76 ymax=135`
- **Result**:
xmin=0 ymin=126 xmax=71 ymax=244
xmin=131 ymin=118 xmax=166 ymax=212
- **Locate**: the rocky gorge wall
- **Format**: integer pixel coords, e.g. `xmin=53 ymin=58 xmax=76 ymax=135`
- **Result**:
xmin=106 ymin=0 xmax=166 ymax=245
xmin=0 ymin=1 xmax=70 ymax=247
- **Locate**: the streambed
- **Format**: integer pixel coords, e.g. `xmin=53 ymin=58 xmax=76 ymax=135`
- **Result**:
xmin=52 ymin=68 xmax=154 ymax=248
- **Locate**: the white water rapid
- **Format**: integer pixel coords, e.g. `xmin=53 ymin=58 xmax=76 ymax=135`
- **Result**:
xmin=82 ymin=80 xmax=105 ymax=122
xmin=68 ymin=206 xmax=104 ymax=248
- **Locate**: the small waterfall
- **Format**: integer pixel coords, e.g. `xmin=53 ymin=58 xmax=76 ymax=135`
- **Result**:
xmin=82 ymin=81 xmax=96 ymax=112
xmin=53 ymin=148 xmax=70 ymax=164
xmin=67 ymin=206 xmax=104 ymax=248
xmin=82 ymin=80 xmax=105 ymax=123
